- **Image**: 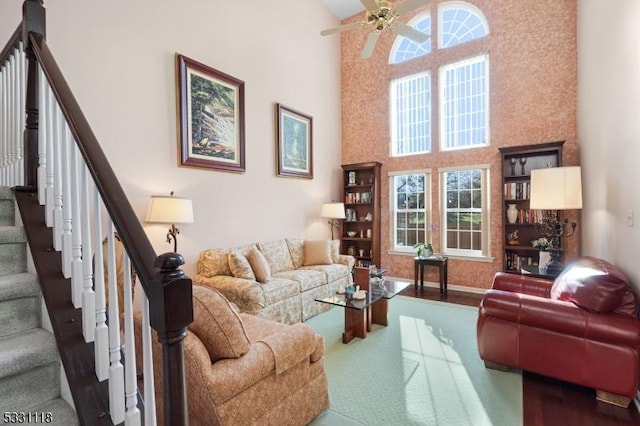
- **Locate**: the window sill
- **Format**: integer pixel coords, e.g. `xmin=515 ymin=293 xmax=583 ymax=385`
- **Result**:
xmin=387 ymin=250 xmax=495 ymax=263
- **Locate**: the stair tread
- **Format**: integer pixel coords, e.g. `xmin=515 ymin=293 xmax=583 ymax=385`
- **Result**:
xmin=27 ymin=397 xmax=79 ymax=426
xmin=0 ymin=187 xmax=14 ymax=201
xmin=0 ymin=328 xmax=58 ymax=380
xmin=0 ymin=273 xmax=39 ymax=302
xmin=0 ymin=226 xmax=26 ymax=243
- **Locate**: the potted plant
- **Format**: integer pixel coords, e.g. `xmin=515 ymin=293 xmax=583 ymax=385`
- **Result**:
xmin=413 ymin=223 xmax=437 ymax=258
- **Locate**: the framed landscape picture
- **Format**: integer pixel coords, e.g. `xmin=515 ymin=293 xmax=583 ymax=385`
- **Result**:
xmin=275 ymin=103 xmax=313 ymax=179
xmin=176 ymin=54 xmax=245 ymax=172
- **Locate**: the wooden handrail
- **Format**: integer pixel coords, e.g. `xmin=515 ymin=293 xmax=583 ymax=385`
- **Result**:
xmin=0 ymin=24 xmax=21 ymax=64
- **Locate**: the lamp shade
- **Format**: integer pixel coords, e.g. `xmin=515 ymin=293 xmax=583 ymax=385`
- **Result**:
xmin=530 ymin=166 xmax=582 ymax=210
xmin=321 ymin=202 xmax=346 ymax=219
xmin=146 ymin=195 xmax=194 ymax=224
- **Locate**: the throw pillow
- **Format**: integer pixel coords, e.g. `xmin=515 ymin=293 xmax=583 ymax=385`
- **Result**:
xmin=190 ymin=285 xmax=251 ymax=363
xmin=228 ymin=251 xmax=256 ymax=280
xmin=550 ymin=256 xmax=629 ymax=313
xmin=303 ymin=240 xmax=333 ymax=266
xmin=246 ymin=247 xmax=272 ymax=284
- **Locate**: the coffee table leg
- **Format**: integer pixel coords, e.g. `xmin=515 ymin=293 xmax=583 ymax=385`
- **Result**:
xmin=343 ymin=308 xmax=367 ymax=344
xmin=371 ymin=298 xmax=389 ymax=326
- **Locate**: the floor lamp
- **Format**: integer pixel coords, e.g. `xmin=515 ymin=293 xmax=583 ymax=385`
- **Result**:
xmin=321 ymin=202 xmax=345 ymax=240
xmin=530 ymin=166 xmax=582 ymax=274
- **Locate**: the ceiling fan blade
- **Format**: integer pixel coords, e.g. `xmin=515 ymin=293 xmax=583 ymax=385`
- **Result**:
xmin=360 ymin=31 xmax=381 ymax=59
xmin=360 ymin=0 xmax=380 ymax=12
xmin=393 ymin=22 xmax=429 ymax=43
xmin=321 ymin=21 xmax=364 ymax=36
xmin=394 ymin=0 xmax=431 ymax=16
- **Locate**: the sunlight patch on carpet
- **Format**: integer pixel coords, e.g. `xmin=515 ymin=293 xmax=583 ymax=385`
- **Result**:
xmin=306 ymin=296 xmax=522 ymax=426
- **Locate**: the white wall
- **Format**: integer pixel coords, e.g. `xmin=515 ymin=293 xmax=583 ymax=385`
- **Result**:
xmin=0 ymin=0 xmax=342 ymax=276
xmin=577 ymin=0 xmax=640 ymax=292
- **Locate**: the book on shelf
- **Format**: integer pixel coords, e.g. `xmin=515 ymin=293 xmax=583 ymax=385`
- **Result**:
xmin=504 ymin=182 xmax=530 ymax=200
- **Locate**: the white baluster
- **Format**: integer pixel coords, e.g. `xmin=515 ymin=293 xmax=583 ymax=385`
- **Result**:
xmin=93 ymin=190 xmax=109 ymax=381
xmin=107 ymin=220 xmax=125 ymax=424
xmin=141 ymin=290 xmax=156 ymax=425
xmin=81 ymin=164 xmax=95 ymax=342
xmin=10 ymin=49 xmax=19 ymax=187
xmin=8 ymin=52 xmax=15 ymax=187
xmin=44 ymin=84 xmax=55 ymax=226
xmin=52 ymin=102 xmax=63 ymax=250
xmin=0 ymin=64 xmax=6 ymax=185
xmin=60 ymin=121 xmax=73 ymax=281
xmin=17 ymin=44 xmax=25 ymax=186
xmin=68 ymin=128 xmax=82 ymax=308
xmin=37 ymin=64 xmax=47 ymax=203
xmin=122 ymin=253 xmax=141 ymax=425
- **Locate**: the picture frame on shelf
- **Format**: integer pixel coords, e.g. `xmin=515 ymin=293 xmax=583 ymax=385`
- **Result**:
xmin=275 ymin=103 xmax=313 ymax=179
xmin=176 ymin=53 xmax=245 ymax=172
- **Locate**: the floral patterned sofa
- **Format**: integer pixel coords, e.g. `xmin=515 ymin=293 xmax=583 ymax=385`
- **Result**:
xmin=194 ymin=238 xmax=354 ymax=324
xmin=146 ymin=285 xmax=329 ymax=425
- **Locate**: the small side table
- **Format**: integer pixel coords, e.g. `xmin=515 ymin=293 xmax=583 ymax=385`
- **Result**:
xmin=414 ymin=256 xmax=448 ymax=295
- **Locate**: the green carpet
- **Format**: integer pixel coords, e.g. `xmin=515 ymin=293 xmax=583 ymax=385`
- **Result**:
xmin=306 ymin=296 xmax=522 ymax=426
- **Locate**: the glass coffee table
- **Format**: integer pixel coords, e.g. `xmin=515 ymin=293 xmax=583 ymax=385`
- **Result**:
xmin=315 ymin=279 xmax=410 ymax=343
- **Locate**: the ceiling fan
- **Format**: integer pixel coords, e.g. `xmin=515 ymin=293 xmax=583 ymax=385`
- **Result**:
xmin=321 ymin=0 xmax=432 ymax=59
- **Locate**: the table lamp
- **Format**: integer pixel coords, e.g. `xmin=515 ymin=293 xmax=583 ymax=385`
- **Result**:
xmin=321 ymin=202 xmax=345 ymax=240
xmin=530 ymin=166 xmax=582 ymax=274
xmin=145 ymin=191 xmax=194 ymax=253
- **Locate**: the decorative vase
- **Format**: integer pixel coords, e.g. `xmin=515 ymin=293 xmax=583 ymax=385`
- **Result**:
xmin=539 ymin=250 xmax=551 ymax=269
xmin=425 ymin=247 xmax=433 ymax=257
xmin=506 ymin=204 xmax=518 ymax=224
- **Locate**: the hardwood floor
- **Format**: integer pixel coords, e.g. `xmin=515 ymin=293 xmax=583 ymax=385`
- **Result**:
xmin=400 ymin=285 xmax=640 ymax=426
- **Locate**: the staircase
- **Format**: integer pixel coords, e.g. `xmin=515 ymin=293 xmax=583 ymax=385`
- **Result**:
xmin=0 ymin=187 xmax=78 ymax=425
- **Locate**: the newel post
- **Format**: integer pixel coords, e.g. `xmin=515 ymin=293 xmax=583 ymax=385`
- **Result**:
xmin=151 ymin=253 xmax=193 ymax=426
xmin=21 ymin=0 xmax=45 ymax=189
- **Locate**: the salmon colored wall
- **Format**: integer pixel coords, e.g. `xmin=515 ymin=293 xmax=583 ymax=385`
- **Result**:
xmin=341 ymin=0 xmax=578 ymax=289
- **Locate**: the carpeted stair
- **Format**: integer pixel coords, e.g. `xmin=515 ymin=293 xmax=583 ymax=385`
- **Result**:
xmin=0 ymin=187 xmax=78 ymax=425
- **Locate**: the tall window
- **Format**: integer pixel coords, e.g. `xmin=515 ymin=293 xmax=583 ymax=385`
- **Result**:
xmin=390 ymin=172 xmax=430 ymax=251
xmin=390 ymin=72 xmax=431 ymax=156
xmin=440 ymin=166 xmax=489 ymax=256
xmin=440 ymin=54 xmax=489 ymax=150
xmin=388 ymin=2 xmax=489 ymax=156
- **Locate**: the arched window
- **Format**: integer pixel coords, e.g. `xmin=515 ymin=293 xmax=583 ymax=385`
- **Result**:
xmin=389 ymin=2 xmax=489 ymax=65
xmin=389 ymin=15 xmax=431 ymax=64
xmin=439 ymin=2 xmax=489 ymax=49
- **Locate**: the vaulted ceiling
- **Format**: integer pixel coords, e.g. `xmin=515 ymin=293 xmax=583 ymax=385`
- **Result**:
xmin=322 ymin=0 xmax=364 ymax=20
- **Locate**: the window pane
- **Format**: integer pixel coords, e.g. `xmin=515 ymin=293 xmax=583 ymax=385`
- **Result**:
xmin=397 ymin=212 xmax=407 ymax=228
xmin=439 ymin=4 xmax=489 ymax=49
xmin=392 ymin=173 xmax=429 ymax=250
xmin=397 ymin=193 xmax=407 ymax=208
xmin=397 ymin=230 xmax=407 ymax=246
xmin=459 ymin=190 xmax=471 ymax=208
xmin=447 ymin=191 xmax=458 ymax=209
xmin=440 ymin=55 xmax=489 ymax=150
xmin=390 ymin=72 xmax=431 ymax=156
xmin=390 ymin=14 xmax=432 ymax=64
xmin=442 ymin=168 xmax=487 ymax=255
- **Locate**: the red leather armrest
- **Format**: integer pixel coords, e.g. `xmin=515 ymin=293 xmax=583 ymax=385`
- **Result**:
xmin=491 ymin=272 xmax=553 ymax=298
xmin=480 ymin=289 xmax=640 ymax=347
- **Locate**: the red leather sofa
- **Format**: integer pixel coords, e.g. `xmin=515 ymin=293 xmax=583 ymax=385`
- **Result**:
xmin=477 ymin=256 xmax=640 ymax=407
